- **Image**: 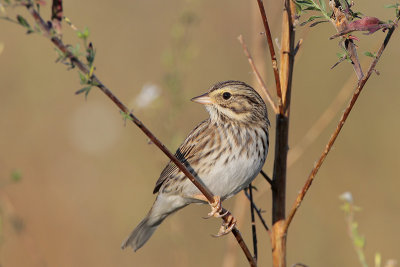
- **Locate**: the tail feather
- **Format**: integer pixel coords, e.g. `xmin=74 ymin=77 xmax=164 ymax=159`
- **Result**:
xmin=121 ymin=194 xmax=188 ymax=251
xmin=121 ymin=215 xmax=161 ymax=251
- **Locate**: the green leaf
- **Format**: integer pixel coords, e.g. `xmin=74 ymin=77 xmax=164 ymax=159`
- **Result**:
xmin=86 ymin=42 xmax=95 ymax=66
xmin=384 ymin=3 xmax=400 ymax=9
xmin=309 ymin=20 xmax=329 ymax=27
xmin=78 ymin=71 xmax=87 ymax=84
xmin=120 ymin=110 xmax=133 ymax=122
xmin=75 ymin=86 xmax=92 ymax=99
xmin=11 ymin=169 xmax=22 ymax=183
xmin=364 ymin=51 xmax=376 ymax=58
xmin=77 ymin=26 xmax=90 ymax=39
xmin=318 ymin=0 xmax=326 ymax=12
xmin=353 ymin=234 xmax=365 ymax=248
xmin=16 ymin=15 xmax=33 ymax=34
xmin=83 ymin=26 xmax=90 ymax=38
xmin=300 ymin=15 xmax=325 ymax=26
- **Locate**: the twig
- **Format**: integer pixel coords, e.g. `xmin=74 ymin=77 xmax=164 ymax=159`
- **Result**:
xmin=329 ymin=1 xmax=363 ymax=80
xmin=260 ymin=169 xmax=273 ymax=187
xmin=248 ymin=184 xmax=258 ymax=261
xmin=22 ymin=2 xmax=256 ymax=266
xmin=293 ymin=38 xmax=303 ymax=56
xmin=244 ymin=190 xmax=270 ymax=232
xmin=284 ymin=22 xmax=397 ymax=232
xmin=222 ymin=193 xmax=249 ymax=267
xmin=255 ymin=0 xmax=282 ymax=104
xmin=238 ymin=34 xmax=278 ymax=114
xmin=287 ymin=71 xmax=357 ymax=167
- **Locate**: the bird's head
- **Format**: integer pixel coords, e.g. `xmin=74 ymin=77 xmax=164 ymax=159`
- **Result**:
xmin=191 ymin=80 xmax=269 ymax=125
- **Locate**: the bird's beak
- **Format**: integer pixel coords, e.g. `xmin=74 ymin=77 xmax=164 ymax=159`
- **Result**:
xmin=191 ymin=92 xmax=213 ymax=105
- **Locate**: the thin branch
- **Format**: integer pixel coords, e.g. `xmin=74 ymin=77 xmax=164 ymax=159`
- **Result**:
xmin=248 ymin=184 xmax=258 ymax=261
xmin=329 ymin=1 xmax=363 ymax=80
xmin=23 ymin=2 xmax=256 ymax=266
xmin=238 ymin=34 xmax=279 ymax=114
xmin=287 ymin=71 xmax=357 ymax=167
xmin=255 ymin=0 xmax=282 ymax=104
xmin=51 ymin=0 xmax=63 ymax=34
xmin=244 ymin=190 xmax=270 ymax=232
xmin=260 ymin=169 xmax=273 ymax=187
xmin=284 ymin=23 xmax=398 ymax=232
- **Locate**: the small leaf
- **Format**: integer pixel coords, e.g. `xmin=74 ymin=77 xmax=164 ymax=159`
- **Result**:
xmin=75 ymin=86 xmax=92 ymax=99
xmin=120 ymin=111 xmax=133 ymax=120
xmin=78 ymin=71 xmax=87 ymax=84
xmin=300 ymin=15 xmax=325 ymax=26
xmin=384 ymin=3 xmax=400 ymax=9
xmin=89 ymin=65 xmax=95 ymax=78
xmin=309 ymin=20 xmax=329 ymax=27
xmin=364 ymin=51 xmax=375 ymax=58
xmin=83 ymin=26 xmax=90 ymax=38
xmin=11 ymin=169 xmax=22 ymax=182
xmin=353 ymin=234 xmax=365 ymax=248
xmin=16 ymin=15 xmax=33 ymax=34
xmin=318 ymin=0 xmax=326 ymax=12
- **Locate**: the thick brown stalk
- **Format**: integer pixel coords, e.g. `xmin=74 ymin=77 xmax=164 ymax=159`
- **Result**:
xmin=24 ymin=2 xmax=256 ymax=266
xmin=256 ymin=0 xmax=282 ymax=104
xmin=271 ymin=0 xmax=296 ymax=266
xmin=284 ymin=22 xmax=397 ymax=233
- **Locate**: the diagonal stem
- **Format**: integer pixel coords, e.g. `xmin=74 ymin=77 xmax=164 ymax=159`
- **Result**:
xmin=244 ymin=190 xmax=270 ymax=233
xmin=284 ymin=23 xmax=397 ymax=233
xmin=23 ymin=2 xmax=256 ymax=266
xmin=255 ymin=0 xmax=282 ymax=105
xmin=238 ymin=35 xmax=278 ymax=114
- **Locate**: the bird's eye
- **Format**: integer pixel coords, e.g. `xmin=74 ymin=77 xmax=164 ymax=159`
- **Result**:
xmin=222 ymin=92 xmax=231 ymax=100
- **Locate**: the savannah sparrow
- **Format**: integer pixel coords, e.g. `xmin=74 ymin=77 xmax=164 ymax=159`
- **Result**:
xmin=122 ymin=80 xmax=270 ymax=251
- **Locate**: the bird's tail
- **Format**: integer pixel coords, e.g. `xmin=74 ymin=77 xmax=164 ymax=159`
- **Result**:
xmin=121 ymin=213 xmax=160 ymax=251
xmin=121 ymin=195 xmax=187 ymax=251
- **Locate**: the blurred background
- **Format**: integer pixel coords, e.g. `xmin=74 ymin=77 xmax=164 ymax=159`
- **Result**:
xmin=0 ymin=0 xmax=399 ymax=266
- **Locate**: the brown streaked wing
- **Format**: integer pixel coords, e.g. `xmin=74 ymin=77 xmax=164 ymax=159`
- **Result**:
xmin=153 ymin=119 xmax=210 ymax=194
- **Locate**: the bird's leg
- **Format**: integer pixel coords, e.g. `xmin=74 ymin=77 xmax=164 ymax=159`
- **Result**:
xmin=212 ymin=209 xmax=237 ymax=237
xmin=192 ymin=194 xmax=237 ymax=237
xmin=192 ymin=194 xmax=225 ymax=218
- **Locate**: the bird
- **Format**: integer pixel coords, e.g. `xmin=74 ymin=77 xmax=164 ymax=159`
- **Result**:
xmin=121 ymin=80 xmax=270 ymax=251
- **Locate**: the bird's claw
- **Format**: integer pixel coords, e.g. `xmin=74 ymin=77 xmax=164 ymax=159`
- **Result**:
xmin=211 ymin=211 xmax=237 ymax=237
xmin=204 ymin=195 xmax=222 ymax=218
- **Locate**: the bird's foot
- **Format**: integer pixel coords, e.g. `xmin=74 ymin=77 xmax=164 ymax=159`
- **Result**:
xmin=212 ymin=210 xmax=237 ymax=237
xmin=202 ymin=195 xmax=226 ymax=219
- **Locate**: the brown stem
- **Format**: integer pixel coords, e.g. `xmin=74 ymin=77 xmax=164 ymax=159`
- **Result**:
xmin=287 ymin=71 xmax=357 ymax=167
xmin=248 ymin=184 xmax=258 ymax=261
xmin=271 ymin=1 xmax=296 ymax=266
xmin=256 ymin=0 xmax=282 ymax=104
xmin=329 ymin=1 xmax=363 ymax=80
xmin=51 ymin=0 xmax=63 ymax=34
xmin=24 ymin=2 xmax=256 ymax=266
xmin=284 ymin=23 xmax=397 ymax=233
xmin=279 ymin=0 xmax=296 ymax=115
xmin=244 ymin=190 xmax=270 ymax=233
xmin=238 ymin=35 xmax=278 ymax=114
